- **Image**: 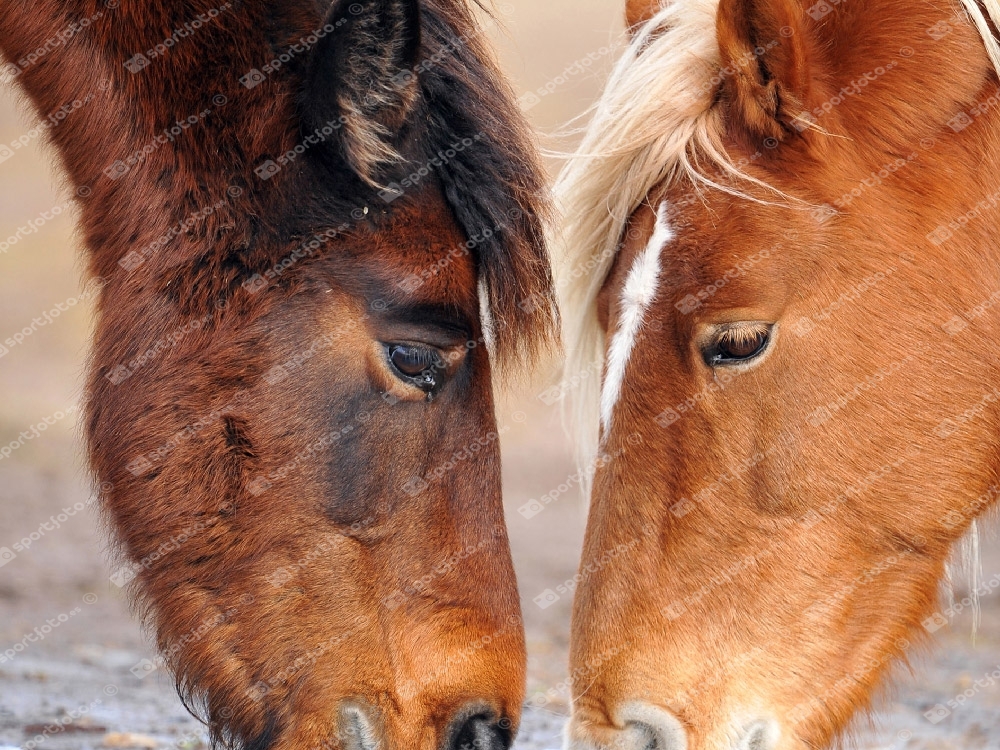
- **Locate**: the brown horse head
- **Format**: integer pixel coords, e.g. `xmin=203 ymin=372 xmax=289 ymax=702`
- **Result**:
xmin=0 ymin=0 xmax=556 ymax=748
xmin=556 ymin=0 xmax=1000 ymax=747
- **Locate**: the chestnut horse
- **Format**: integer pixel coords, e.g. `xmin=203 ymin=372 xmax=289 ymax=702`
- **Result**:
xmin=556 ymin=0 xmax=1000 ymax=748
xmin=0 ymin=0 xmax=556 ymax=748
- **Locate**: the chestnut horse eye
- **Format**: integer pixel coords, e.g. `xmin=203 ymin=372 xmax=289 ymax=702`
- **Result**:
xmin=386 ymin=344 xmax=445 ymax=393
xmin=704 ymin=323 xmax=773 ymax=367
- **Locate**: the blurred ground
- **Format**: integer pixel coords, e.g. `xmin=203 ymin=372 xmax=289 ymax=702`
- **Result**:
xmin=1 ymin=2 xmax=1000 ymax=749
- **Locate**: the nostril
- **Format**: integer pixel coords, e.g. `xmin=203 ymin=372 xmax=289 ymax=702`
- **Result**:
xmin=446 ymin=709 xmax=511 ymax=750
xmin=615 ymin=703 xmax=687 ymax=750
xmin=737 ymin=720 xmax=778 ymax=750
xmin=338 ymin=702 xmax=382 ymax=750
xmin=565 ymin=702 xmax=687 ymax=750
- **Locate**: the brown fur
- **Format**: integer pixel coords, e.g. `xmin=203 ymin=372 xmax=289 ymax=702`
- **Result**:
xmin=0 ymin=1 xmax=556 ymax=748
xmin=569 ymin=1 xmax=1000 ymax=748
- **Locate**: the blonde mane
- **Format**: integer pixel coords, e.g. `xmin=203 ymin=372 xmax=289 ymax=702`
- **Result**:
xmin=553 ymin=0 xmax=1000 ymax=474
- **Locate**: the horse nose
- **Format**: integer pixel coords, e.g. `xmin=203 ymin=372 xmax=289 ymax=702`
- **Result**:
xmin=566 ymin=702 xmax=688 ymax=750
xmin=444 ymin=707 xmax=512 ymax=750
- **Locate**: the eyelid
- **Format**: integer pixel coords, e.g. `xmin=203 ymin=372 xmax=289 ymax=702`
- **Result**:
xmin=716 ymin=322 xmax=771 ymax=347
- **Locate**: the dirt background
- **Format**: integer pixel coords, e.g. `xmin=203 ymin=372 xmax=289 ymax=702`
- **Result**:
xmin=1 ymin=2 xmax=999 ymax=748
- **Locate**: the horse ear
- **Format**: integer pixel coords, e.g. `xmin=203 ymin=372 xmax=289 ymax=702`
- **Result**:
xmin=716 ymin=0 xmax=812 ymax=145
xmin=625 ymin=0 xmax=662 ymax=32
xmin=303 ymin=0 xmax=421 ymax=186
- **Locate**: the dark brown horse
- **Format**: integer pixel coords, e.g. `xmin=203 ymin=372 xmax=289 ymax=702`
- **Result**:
xmin=0 ymin=1 xmax=556 ymax=748
xmin=555 ymin=0 xmax=1000 ymax=747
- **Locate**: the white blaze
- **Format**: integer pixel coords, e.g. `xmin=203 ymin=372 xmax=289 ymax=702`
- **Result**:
xmin=600 ymin=202 xmax=673 ymax=434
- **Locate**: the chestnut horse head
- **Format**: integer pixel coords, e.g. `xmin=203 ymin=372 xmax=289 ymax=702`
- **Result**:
xmin=0 ymin=0 xmax=556 ymax=747
xmin=556 ymin=0 xmax=1000 ymax=747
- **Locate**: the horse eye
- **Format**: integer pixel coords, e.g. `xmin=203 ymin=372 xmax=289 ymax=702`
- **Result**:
xmin=704 ymin=323 xmax=773 ymax=367
xmin=386 ymin=344 xmax=445 ymax=393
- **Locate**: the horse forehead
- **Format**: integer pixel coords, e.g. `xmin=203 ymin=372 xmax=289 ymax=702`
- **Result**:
xmin=654 ymin=190 xmax=790 ymax=275
xmin=357 ymin=200 xmax=480 ymax=308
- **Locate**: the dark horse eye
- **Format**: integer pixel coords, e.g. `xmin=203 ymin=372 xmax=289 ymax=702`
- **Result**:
xmin=704 ymin=323 xmax=773 ymax=366
xmin=386 ymin=344 xmax=445 ymax=393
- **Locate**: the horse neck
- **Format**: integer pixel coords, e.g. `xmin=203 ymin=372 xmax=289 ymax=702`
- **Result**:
xmin=0 ymin=2 xmax=309 ymax=277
